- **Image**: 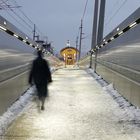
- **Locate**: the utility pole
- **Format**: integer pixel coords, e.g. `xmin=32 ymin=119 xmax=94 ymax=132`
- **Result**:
xmin=97 ymin=0 xmax=106 ymax=44
xmin=33 ymin=24 xmax=40 ymax=41
xmin=78 ymin=19 xmax=83 ymax=62
xmin=33 ymin=24 xmax=36 ymax=40
xmin=94 ymin=0 xmax=106 ymax=72
xmin=75 ymin=36 xmax=79 ymax=63
xmin=89 ymin=0 xmax=99 ymax=69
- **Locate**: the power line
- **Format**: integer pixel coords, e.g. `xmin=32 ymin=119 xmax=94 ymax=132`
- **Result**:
xmin=0 ymin=2 xmax=32 ymax=34
xmin=1 ymin=0 xmax=45 ymax=38
xmin=105 ymin=0 xmax=128 ymax=27
xmin=1 ymin=0 xmax=33 ymax=29
xmin=0 ymin=0 xmax=8 ymax=5
xmin=82 ymin=0 xmax=89 ymax=20
xmin=105 ymin=0 xmax=122 ymax=19
xmin=12 ymin=0 xmax=44 ymax=36
xmin=77 ymin=0 xmax=89 ymax=61
xmin=12 ymin=0 xmax=34 ymax=25
xmin=10 ymin=9 xmax=33 ymax=30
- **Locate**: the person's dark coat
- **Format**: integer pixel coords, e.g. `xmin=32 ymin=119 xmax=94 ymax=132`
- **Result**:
xmin=29 ymin=52 xmax=52 ymax=98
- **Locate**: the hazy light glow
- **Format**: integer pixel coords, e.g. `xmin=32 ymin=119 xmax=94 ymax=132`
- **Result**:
xmin=118 ymin=31 xmax=123 ymax=35
xmin=13 ymin=34 xmax=19 ymax=38
xmin=23 ymin=39 xmax=27 ymax=43
xmin=0 ymin=25 xmax=7 ymax=31
xmin=4 ymin=21 xmax=6 ymax=25
xmin=129 ymin=22 xmax=137 ymax=28
xmin=110 ymin=37 xmax=114 ymax=40
xmin=117 ymin=28 xmax=119 ymax=31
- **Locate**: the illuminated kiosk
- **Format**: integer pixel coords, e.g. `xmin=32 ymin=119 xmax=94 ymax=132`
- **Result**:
xmin=60 ymin=41 xmax=78 ymax=65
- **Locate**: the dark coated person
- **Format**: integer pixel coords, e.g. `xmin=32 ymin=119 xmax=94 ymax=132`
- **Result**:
xmin=29 ymin=50 xmax=52 ymax=110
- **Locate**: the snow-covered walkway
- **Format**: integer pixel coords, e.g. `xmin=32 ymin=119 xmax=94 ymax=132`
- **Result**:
xmin=2 ymin=68 xmax=140 ymax=140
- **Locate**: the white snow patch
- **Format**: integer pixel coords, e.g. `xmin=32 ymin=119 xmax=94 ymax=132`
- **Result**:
xmin=87 ymin=68 xmax=140 ymax=125
xmin=51 ymin=67 xmax=57 ymax=73
xmin=103 ymin=83 xmax=140 ymax=123
xmin=0 ymin=86 xmax=35 ymax=135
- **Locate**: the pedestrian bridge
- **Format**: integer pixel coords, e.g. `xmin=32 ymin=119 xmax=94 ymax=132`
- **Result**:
xmin=1 ymin=68 xmax=140 ymax=140
xmin=0 ymin=4 xmax=140 ymax=140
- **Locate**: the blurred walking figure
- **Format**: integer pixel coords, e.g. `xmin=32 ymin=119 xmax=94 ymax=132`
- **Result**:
xmin=29 ymin=51 xmax=52 ymax=110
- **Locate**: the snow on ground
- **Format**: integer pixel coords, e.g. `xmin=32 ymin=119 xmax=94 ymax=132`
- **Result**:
xmin=87 ymin=68 xmax=140 ymax=126
xmin=0 ymin=68 xmax=140 ymax=139
xmin=0 ymin=86 xmax=35 ymax=135
xmin=0 ymin=67 xmax=57 ymax=136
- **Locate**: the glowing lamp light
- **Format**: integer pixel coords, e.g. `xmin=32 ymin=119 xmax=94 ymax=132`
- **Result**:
xmin=0 ymin=25 xmax=7 ymax=31
xmin=118 ymin=31 xmax=123 ymax=35
xmin=129 ymin=22 xmax=137 ymax=28
xmin=13 ymin=34 xmax=19 ymax=38
xmin=117 ymin=28 xmax=119 ymax=31
xmin=23 ymin=40 xmax=26 ymax=43
xmin=110 ymin=37 xmax=114 ymax=40
xmin=4 ymin=21 xmax=7 ymax=25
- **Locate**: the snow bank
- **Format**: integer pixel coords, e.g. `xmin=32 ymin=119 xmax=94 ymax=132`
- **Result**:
xmin=0 ymin=67 xmax=55 ymax=136
xmin=103 ymin=83 xmax=140 ymax=124
xmin=0 ymin=86 xmax=35 ymax=135
xmin=87 ymin=68 xmax=140 ymax=124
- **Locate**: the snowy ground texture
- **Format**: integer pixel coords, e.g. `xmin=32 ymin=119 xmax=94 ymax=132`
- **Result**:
xmin=0 ymin=67 xmax=57 ymax=136
xmin=0 ymin=86 xmax=35 ymax=135
xmin=87 ymin=69 xmax=140 ymax=125
xmin=0 ymin=68 xmax=140 ymax=140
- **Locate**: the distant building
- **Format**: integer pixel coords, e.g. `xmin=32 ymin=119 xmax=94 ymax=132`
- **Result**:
xmin=60 ymin=41 xmax=78 ymax=65
xmin=36 ymin=40 xmax=54 ymax=54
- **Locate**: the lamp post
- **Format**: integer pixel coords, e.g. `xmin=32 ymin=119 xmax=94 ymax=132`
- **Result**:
xmin=78 ymin=19 xmax=83 ymax=62
xmin=89 ymin=0 xmax=99 ymax=69
xmin=94 ymin=0 xmax=106 ymax=72
xmin=75 ymin=36 xmax=79 ymax=64
xmin=90 ymin=0 xmax=106 ymax=72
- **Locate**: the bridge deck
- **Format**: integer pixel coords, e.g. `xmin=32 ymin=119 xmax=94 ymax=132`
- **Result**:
xmin=2 ymin=68 xmax=140 ymax=140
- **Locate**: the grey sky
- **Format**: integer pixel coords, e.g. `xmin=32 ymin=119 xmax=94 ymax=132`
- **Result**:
xmin=1 ymin=0 xmax=140 ymax=55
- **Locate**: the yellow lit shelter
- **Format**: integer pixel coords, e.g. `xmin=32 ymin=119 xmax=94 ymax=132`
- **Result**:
xmin=60 ymin=47 xmax=78 ymax=65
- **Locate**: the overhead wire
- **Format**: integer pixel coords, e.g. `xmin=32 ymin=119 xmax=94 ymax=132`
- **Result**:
xmin=1 ymin=0 xmax=33 ymax=32
xmin=0 ymin=0 xmax=45 ymax=38
xmin=82 ymin=0 xmax=89 ymax=20
xmin=105 ymin=0 xmax=122 ymax=20
xmin=77 ymin=0 xmax=89 ymax=36
xmin=0 ymin=1 xmax=32 ymax=34
xmin=80 ymin=0 xmax=90 ymax=38
xmin=105 ymin=0 xmax=128 ymax=27
xmin=0 ymin=0 xmax=8 ymax=5
xmin=12 ymin=0 xmax=34 ymax=25
xmin=77 ymin=0 xmax=89 ymax=32
xmin=76 ymin=0 xmax=90 ymax=59
xmin=12 ymin=0 xmax=44 ymax=37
